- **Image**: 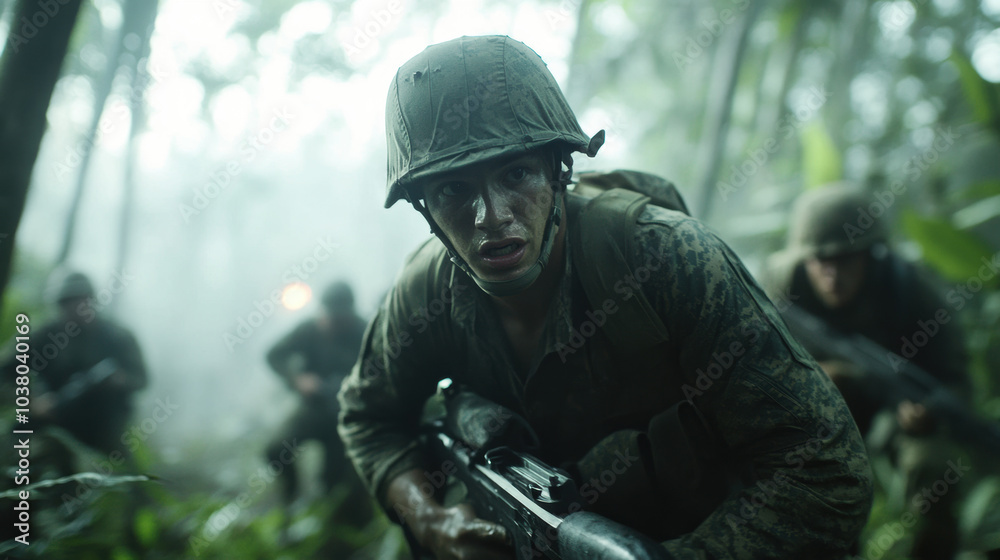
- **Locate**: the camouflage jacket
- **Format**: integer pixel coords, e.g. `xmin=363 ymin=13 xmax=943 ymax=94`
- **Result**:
xmin=339 ymin=199 xmax=872 ymax=558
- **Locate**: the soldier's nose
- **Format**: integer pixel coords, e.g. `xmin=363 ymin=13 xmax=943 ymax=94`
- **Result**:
xmin=473 ymin=188 xmax=514 ymax=231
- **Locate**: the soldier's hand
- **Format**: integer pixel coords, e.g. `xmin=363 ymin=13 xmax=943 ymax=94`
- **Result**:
xmin=35 ymin=394 xmax=56 ymax=419
xmin=897 ymin=400 xmax=934 ymax=435
xmin=414 ymin=503 xmax=512 ymax=560
xmin=107 ymin=370 xmax=131 ymax=389
xmin=387 ymin=469 xmax=511 ymax=559
xmin=293 ymin=372 xmax=322 ymax=397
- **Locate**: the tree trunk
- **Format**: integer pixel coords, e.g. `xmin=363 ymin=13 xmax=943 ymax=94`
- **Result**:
xmin=114 ymin=0 xmax=160 ymax=291
xmin=693 ymin=0 xmax=765 ymax=220
xmin=747 ymin=41 xmax=775 ymax=137
xmin=0 ymin=0 xmax=85 ymax=313
xmin=757 ymin=3 xmax=809 ymax=133
xmin=826 ymin=0 xmax=869 ymax=149
xmin=54 ymin=3 xmax=135 ymax=266
xmin=564 ymin=0 xmax=593 ymax=109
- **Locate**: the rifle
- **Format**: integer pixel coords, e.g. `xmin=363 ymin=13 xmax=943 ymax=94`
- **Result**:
xmin=779 ymin=304 xmax=1000 ymax=456
xmin=51 ymin=357 xmax=121 ymax=408
xmin=424 ymin=386 xmax=670 ymax=560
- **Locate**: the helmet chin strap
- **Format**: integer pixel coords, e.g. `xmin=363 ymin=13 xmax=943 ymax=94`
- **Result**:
xmin=408 ymin=186 xmax=565 ymax=299
xmin=455 ymin=190 xmax=563 ymax=297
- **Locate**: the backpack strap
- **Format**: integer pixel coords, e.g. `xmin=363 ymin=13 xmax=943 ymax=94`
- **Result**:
xmin=576 ymin=170 xmax=691 ymax=215
xmin=568 ymin=188 xmax=670 ymax=355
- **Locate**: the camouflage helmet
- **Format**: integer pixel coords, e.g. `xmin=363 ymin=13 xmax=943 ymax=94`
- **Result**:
xmin=788 ymin=182 xmax=887 ymax=259
xmin=321 ymin=281 xmax=354 ymax=312
xmin=384 ymin=35 xmax=604 ymax=208
xmin=55 ymin=272 xmax=95 ymax=302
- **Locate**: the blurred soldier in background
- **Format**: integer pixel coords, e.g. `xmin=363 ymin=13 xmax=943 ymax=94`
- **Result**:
xmin=265 ymin=280 xmax=373 ymax=525
xmin=0 ymin=272 xmax=148 ymax=550
xmin=3 ymin=271 xmax=148 ymax=459
xmin=762 ymin=184 xmax=972 ymax=559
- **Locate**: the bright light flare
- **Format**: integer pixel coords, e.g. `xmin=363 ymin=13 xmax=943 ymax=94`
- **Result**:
xmin=281 ymin=282 xmax=313 ymax=310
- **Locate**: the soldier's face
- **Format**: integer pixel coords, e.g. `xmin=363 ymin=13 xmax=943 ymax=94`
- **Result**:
xmin=422 ymin=152 xmax=555 ymax=284
xmin=805 ymin=252 xmax=868 ymax=309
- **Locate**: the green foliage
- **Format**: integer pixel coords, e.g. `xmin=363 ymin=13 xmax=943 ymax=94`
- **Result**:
xmin=112 ymin=547 xmax=138 ymax=560
xmin=962 ymin=476 xmax=1000 ymax=551
xmin=951 ymin=53 xmax=1000 ymax=135
xmin=859 ymin=471 xmax=909 ymax=560
xmin=950 ymin=180 xmax=1000 ymax=204
xmin=775 ymin=2 xmax=803 ymax=38
xmin=0 ymin=473 xmax=153 ymax=499
xmin=900 ymin=211 xmax=999 ymax=286
xmin=0 ymin=288 xmax=34 ymax=345
xmin=0 ymin=248 xmax=51 ymax=343
xmin=133 ymin=508 xmax=159 ymax=548
xmin=6 ymin=473 xmax=402 ymax=559
xmin=0 ymin=425 xmax=402 ymax=559
xmin=800 ymin=121 xmax=842 ymax=189
xmin=965 ymin=291 xmax=1000 ymax=414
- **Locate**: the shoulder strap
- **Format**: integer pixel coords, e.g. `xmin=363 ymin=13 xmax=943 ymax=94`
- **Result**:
xmin=569 ymin=188 xmax=670 ymax=355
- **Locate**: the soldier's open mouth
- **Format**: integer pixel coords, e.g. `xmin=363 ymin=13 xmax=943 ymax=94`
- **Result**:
xmin=485 ymin=243 xmax=520 ymax=257
xmin=480 ymin=242 xmax=526 ymax=270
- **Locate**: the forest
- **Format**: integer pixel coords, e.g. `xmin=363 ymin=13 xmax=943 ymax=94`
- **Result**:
xmin=0 ymin=0 xmax=998 ymax=558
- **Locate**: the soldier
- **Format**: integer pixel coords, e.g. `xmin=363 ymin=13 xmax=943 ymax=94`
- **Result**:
xmin=265 ymin=280 xmax=371 ymax=521
xmin=761 ymin=184 xmax=972 ymax=559
xmin=5 ymin=271 xmax=148 ymax=456
xmin=339 ymin=35 xmax=873 ymax=559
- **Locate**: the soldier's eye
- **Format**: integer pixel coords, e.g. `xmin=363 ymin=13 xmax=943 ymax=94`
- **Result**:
xmin=440 ymin=182 xmax=466 ymax=197
xmin=505 ymin=166 xmax=528 ymax=183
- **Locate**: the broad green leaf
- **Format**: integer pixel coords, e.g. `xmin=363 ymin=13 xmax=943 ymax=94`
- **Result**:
xmin=960 ymin=477 xmax=1000 ymax=543
xmin=801 ymin=121 xmax=842 ymax=189
xmin=900 ymin=211 xmax=999 ymax=286
xmin=951 ymin=53 xmax=1000 ymax=128
xmin=953 ymin=195 xmax=1000 ymax=229
xmin=951 ymin=180 xmax=1000 ymax=203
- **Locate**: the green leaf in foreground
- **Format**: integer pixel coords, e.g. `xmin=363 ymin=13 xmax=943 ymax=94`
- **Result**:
xmin=0 ymin=472 xmax=155 ymax=499
xmin=900 ymin=210 xmax=999 ymax=285
xmin=951 ymin=180 xmax=1000 ymax=203
xmin=951 ymin=53 xmax=1000 ymax=130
